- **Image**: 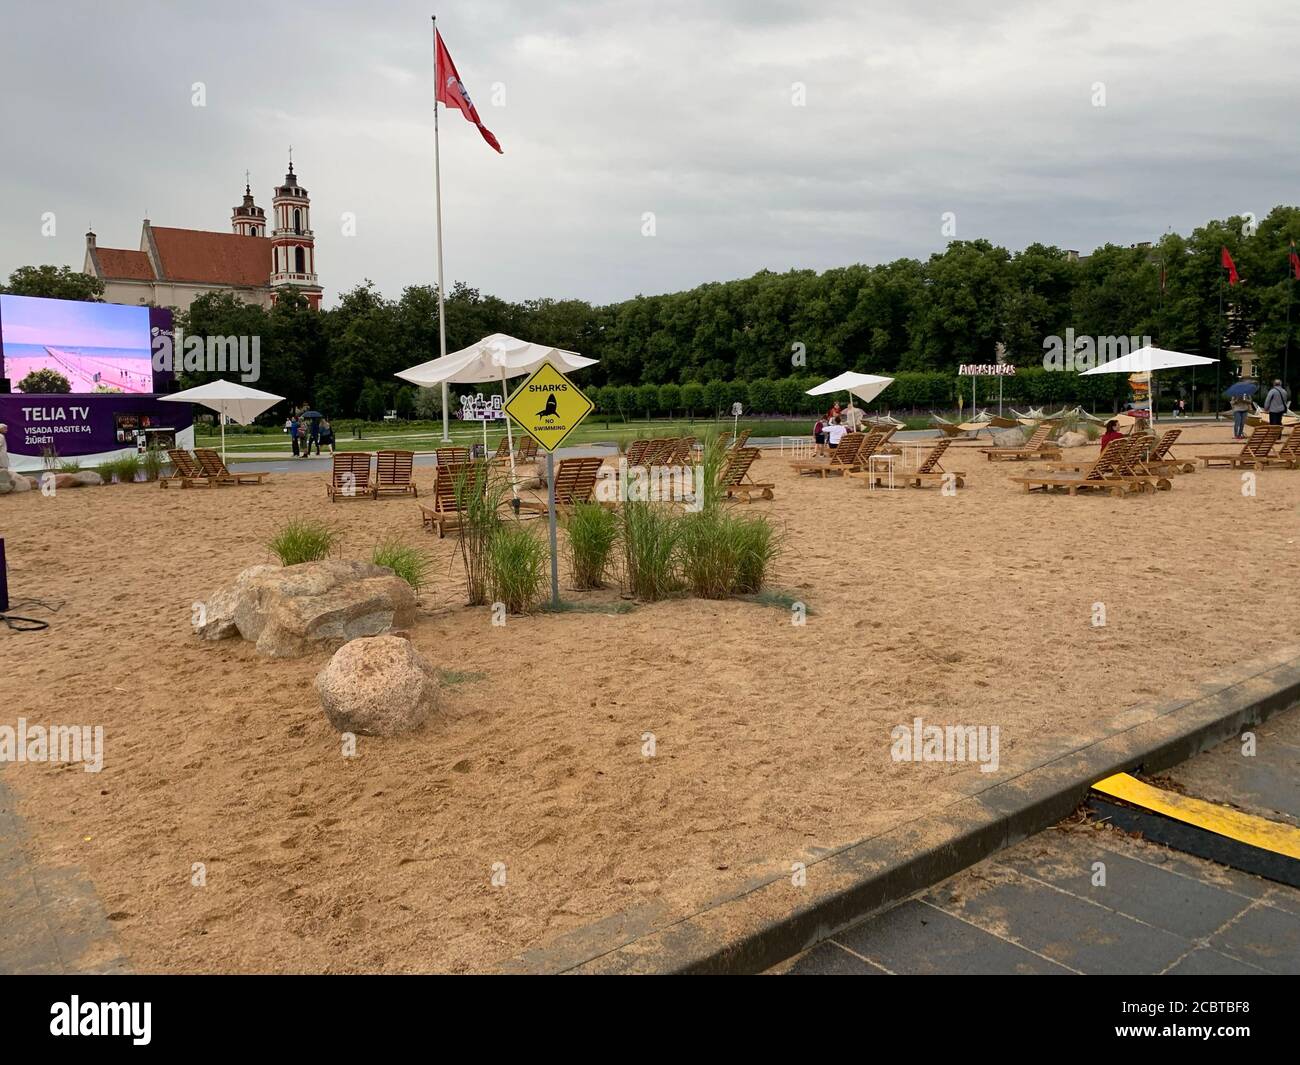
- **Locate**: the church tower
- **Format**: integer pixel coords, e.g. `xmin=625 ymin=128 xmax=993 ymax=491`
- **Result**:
xmin=269 ymin=152 xmax=323 ymax=310
xmin=230 ymin=173 xmax=266 ymax=237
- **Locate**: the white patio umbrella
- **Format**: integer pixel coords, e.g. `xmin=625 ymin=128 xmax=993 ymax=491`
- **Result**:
xmin=395 ymin=333 xmax=598 ymax=493
xmin=159 ymin=380 xmax=285 ymax=462
xmin=806 ymin=370 xmax=894 ymax=409
xmin=1080 ymin=345 xmax=1216 ymax=429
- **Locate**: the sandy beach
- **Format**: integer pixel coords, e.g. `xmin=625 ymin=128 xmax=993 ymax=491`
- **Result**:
xmin=1 ymin=421 xmax=1298 ymax=973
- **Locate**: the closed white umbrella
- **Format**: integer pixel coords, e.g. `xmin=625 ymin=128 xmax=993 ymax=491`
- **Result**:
xmin=395 ymin=333 xmax=598 ymax=494
xmin=1080 ymin=345 xmax=1216 ymax=428
xmin=159 ymin=379 xmax=285 ymax=462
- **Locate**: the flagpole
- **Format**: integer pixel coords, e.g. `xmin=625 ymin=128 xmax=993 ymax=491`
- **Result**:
xmin=1285 ymin=248 xmax=1293 ymax=396
xmin=432 ymin=15 xmax=451 ymax=443
xmin=1216 ymin=267 xmax=1224 ymax=420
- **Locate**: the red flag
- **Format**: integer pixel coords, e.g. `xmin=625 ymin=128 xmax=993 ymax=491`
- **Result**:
xmin=435 ymin=30 xmax=502 ymax=153
xmin=1220 ymin=246 xmax=1240 ymax=285
xmin=1290 ymin=240 xmax=1300 ymax=280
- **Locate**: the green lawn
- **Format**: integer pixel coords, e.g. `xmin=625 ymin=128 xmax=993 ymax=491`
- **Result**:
xmin=196 ymin=416 xmax=844 ymax=455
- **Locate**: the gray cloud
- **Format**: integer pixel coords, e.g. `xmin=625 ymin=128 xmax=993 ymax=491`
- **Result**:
xmin=1 ymin=0 xmax=1296 ymax=307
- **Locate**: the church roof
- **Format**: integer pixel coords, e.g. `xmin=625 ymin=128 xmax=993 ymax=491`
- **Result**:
xmin=150 ymin=226 xmax=273 ymax=287
xmin=94 ymin=247 xmax=154 ymax=281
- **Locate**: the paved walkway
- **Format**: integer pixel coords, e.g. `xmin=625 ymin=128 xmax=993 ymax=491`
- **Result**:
xmin=778 ymin=706 xmax=1300 ymax=975
xmin=0 ymin=771 xmax=130 ymax=974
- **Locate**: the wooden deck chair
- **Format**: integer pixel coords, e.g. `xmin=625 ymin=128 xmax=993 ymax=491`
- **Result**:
xmin=160 ymin=449 xmax=214 ymax=488
xmin=715 ymin=431 xmax=734 ymax=453
xmin=1103 ymin=436 xmax=1171 ymax=491
xmin=641 ymin=438 xmax=676 ymax=467
xmin=418 ymin=461 xmax=485 ymax=537
xmin=374 ymin=449 xmax=418 ymax=498
xmin=326 ymin=451 xmax=373 ymax=501
xmin=790 ymin=431 xmax=867 ymax=477
xmin=1259 ymin=426 xmax=1300 ymax=469
xmin=902 ymin=438 xmax=965 ymax=489
xmin=980 ymin=424 xmax=1061 ymax=462
xmin=1143 ymin=429 xmax=1194 ymax=475
xmin=666 ymin=437 xmax=697 ymax=466
xmin=1199 ymin=425 xmax=1284 ymax=470
xmin=516 ymin=436 xmax=539 ymax=462
xmin=731 ymin=429 xmax=752 ymax=450
xmin=489 ymin=437 xmax=513 ymax=464
xmin=436 ymin=446 xmax=470 ymax=466
xmin=194 ymin=447 xmax=269 ymax=486
xmin=625 ymin=439 xmax=652 ymax=466
xmin=1009 ymin=446 xmax=1135 ymax=497
xmin=518 ymin=456 xmax=605 ymax=513
xmin=721 ymin=447 xmax=774 ymax=502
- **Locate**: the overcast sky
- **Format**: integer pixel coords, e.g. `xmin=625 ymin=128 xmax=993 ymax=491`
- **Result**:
xmin=2 ymin=0 xmax=1296 ymax=308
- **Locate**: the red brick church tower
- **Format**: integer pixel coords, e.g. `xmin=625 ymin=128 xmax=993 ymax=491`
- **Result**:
xmin=267 ymin=152 xmax=323 ymax=310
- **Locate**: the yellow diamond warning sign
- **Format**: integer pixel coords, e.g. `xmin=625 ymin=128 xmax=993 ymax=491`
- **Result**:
xmin=503 ymin=362 xmax=594 ymax=452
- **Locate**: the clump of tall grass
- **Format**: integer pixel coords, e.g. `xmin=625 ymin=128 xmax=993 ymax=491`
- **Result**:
xmin=454 ymin=461 xmax=506 ymax=605
xmin=57 ymin=458 xmax=82 ymax=473
xmin=101 ymin=454 xmax=142 ymax=484
xmin=488 ymin=523 xmax=548 ymax=614
xmin=620 ymin=500 xmax=681 ymax=601
xmin=141 ymin=448 xmax=165 ymax=482
xmin=563 ymin=502 xmax=619 ymax=590
xmin=732 ymin=514 xmax=780 ymax=594
xmin=372 ymin=535 xmax=433 ymax=595
xmin=267 ymin=519 xmax=340 ymax=566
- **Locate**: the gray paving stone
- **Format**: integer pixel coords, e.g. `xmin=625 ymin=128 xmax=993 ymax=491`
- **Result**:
xmin=1208 ymin=903 xmax=1300 ymax=975
xmin=785 ymin=941 xmax=881 ymax=975
xmin=993 ymin=844 xmax=1255 ymax=940
xmin=834 ymin=899 xmax=1073 ymax=974
xmin=1163 ymin=946 xmax=1269 ymax=976
xmin=925 ymin=870 xmax=1192 ymax=974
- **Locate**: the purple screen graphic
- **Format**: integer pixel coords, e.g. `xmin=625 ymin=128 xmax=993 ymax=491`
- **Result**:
xmin=0 ymin=294 xmax=161 ymax=394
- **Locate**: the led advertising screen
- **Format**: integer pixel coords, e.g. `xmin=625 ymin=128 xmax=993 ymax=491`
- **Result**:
xmin=0 ymin=294 xmax=158 ymax=394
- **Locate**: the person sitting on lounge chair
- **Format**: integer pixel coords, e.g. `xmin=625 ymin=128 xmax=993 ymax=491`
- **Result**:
xmin=824 ymin=416 xmax=848 ymax=450
xmin=1099 ymin=420 xmax=1124 ymax=452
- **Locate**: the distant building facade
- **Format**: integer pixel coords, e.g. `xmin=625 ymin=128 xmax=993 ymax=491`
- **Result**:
xmin=82 ymin=160 xmax=322 ymax=310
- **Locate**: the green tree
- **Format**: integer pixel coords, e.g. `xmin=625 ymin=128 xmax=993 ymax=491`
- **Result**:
xmin=657 ymin=382 xmax=681 ymax=417
xmin=1 ymin=265 xmax=105 ymax=302
xmin=681 ymin=381 xmax=705 ymax=417
xmin=17 ymin=368 xmax=71 ymax=393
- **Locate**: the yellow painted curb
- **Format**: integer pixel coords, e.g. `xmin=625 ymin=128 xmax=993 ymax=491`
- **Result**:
xmin=1092 ymin=773 xmax=1300 ymax=860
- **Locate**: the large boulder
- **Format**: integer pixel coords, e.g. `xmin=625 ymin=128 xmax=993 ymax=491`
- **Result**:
xmin=196 ymin=560 xmax=418 ymax=658
xmin=0 ymin=469 xmax=12 ymax=495
xmin=9 ymin=472 xmax=33 ymax=493
xmin=315 ymin=635 xmax=439 ymax=736
xmin=71 ymin=471 xmax=104 ymax=487
xmin=991 ymin=427 xmax=1027 ymax=448
xmin=1057 ymin=430 xmax=1089 ymax=449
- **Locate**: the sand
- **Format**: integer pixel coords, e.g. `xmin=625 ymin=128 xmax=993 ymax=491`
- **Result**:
xmin=1 ymin=421 xmax=1298 ymax=973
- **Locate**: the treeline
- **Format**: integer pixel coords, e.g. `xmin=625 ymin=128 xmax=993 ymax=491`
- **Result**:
xmin=6 ymin=204 xmax=1299 ymax=419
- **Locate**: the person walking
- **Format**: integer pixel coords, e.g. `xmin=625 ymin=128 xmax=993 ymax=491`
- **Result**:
xmin=289 ymin=415 xmax=301 ymax=457
xmin=1263 ymin=379 xmax=1290 ymax=427
xmin=1229 ymin=391 xmax=1252 ymax=439
xmin=318 ymin=418 xmax=336 ymax=454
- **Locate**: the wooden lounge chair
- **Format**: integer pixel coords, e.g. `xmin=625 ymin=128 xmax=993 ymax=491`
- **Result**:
xmin=790 ymin=432 xmax=867 ymax=477
xmin=901 ymin=439 xmax=965 ymax=489
xmin=419 ymin=461 xmax=484 ymax=537
xmin=731 ymin=429 xmax=752 ymax=450
xmin=625 ymin=439 xmax=651 ymax=466
xmin=664 ymin=437 xmax=696 ymax=466
xmin=436 ymin=446 xmax=471 ymax=466
xmin=1142 ymin=429 xmax=1195 ymax=475
xmin=516 ymin=437 xmax=539 ymax=462
xmin=160 ymin=449 xmax=214 ymax=488
xmin=489 ymin=437 xmax=513 ymax=464
xmin=1199 ymin=425 xmax=1284 ymax=470
xmin=721 ymin=447 xmax=774 ymax=502
xmin=1009 ymin=446 xmax=1136 ymax=497
xmin=193 ymin=447 xmax=269 ymax=486
xmin=1258 ymin=426 xmax=1300 ymax=469
xmin=980 ymin=424 xmax=1061 ymax=462
xmin=640 ymin=438 xmax=676 ymax=467
xmin=518 ymin=456 xmax=605 ymax=513
xmin=374 ymin=449 xmax=418 ymax=498
xmin=326 ymin=451 xmax=372 ymax=501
